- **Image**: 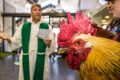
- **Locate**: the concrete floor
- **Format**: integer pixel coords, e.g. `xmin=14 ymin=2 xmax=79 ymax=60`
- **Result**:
xmin=0 ymin=55 xmax=80 ymax=80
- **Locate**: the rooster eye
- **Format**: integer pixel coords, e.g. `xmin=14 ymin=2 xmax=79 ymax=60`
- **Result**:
xmin=76 ymin=42 xmax=80 ymax=46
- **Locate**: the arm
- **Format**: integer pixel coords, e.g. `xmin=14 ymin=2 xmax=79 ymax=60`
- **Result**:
xmin=44 ymin=25 xmax=53 ymax=47
xmin=96 ymin=27 xmax=114 ymax=39
xmin=45 ymin=25 xmax=56 ymax=54
xmin=9 ymin=27 xmax=22 ymax=51
xmin=0 ymin=25 xmax=22 ymax=52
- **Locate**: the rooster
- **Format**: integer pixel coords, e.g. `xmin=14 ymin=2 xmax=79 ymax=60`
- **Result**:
xmin=57 ymin=12 xmax=120 ymax=80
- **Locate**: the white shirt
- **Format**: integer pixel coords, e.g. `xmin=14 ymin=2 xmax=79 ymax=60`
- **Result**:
xmin=9 ymin=18 xmax=55 ymax=54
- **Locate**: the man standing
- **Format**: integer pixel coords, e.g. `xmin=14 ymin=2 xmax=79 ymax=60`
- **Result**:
xmin=0 ymin=3 xmax=55 ymax=80
xmin=106 ymin=0 xmax=120 ymax=42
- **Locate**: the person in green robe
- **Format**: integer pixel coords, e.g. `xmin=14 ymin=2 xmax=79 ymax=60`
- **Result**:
xmin=0 ymin=3 xmax=56 ymax=80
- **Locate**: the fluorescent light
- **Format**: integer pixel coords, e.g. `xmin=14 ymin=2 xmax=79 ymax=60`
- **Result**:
xmin=102 ymin=20 xmax=106 ymax=23
xmin=105 ymin=16 xmax=109 ymax=18
xmin=102 ymin=25 xmax=107 ymax=29
xmin=14 ymin=0 xmax=20 ymax=1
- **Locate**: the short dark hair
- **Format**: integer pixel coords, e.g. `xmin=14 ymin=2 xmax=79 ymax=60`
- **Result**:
xmin=31 ymin=3 xmax=42 ymax=11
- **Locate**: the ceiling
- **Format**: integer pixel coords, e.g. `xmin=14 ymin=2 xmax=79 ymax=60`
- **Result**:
xmin=4 ymin=0 xmax=112 ymax=28
xmin=5 ymin=0 xmax=105 ymax=13
xmin=92 ymin=3 xmax=113 ymax=27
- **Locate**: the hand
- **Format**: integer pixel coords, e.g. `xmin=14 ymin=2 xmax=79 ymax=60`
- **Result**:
xmin=44 ymin=39 xmax=51 ymax=47
xmin=0 ymin=32 xmax=10 ymax=40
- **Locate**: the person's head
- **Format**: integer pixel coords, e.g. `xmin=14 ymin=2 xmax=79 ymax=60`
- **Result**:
xmin=106 ymin=0 xmax=120 ymax=18
xmin=31 ymin=3 xmax=42 ymax=23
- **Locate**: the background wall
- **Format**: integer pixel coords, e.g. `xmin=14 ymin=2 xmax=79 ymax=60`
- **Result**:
xmin=0 ymin=0 xmax=3 ymax=51
xmin=0 ymin=0 xmax=3 ymax=30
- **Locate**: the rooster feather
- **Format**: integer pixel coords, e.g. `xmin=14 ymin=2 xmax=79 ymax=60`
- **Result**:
xmin=57 ymin=12 xmax=120 ymax=80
